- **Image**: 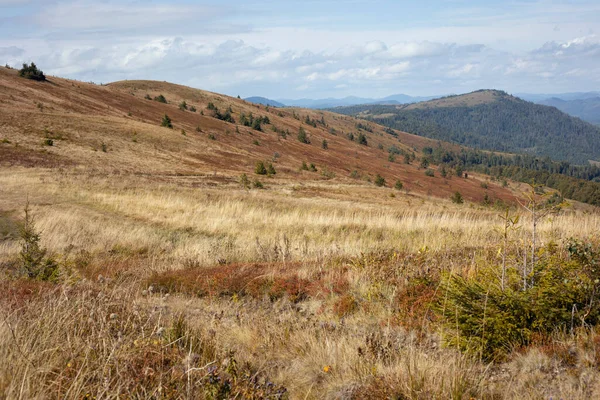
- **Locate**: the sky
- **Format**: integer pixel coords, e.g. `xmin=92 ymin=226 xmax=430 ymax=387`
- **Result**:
xmin=1 ymin=0 xmax=600 ymax=99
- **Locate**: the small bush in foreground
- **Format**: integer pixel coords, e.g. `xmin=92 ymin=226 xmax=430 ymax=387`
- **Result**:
xmin=19 ymin=203 xmax=58 ymax=281
xmin=438 ymin=239 xmax=600 ymax=361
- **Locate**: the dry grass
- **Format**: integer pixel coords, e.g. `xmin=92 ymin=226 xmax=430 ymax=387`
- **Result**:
xmin=3 ymin=67 xmax=600 ymax=398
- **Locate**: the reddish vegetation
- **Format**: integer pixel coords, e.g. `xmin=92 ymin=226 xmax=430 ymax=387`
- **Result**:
xmin=148 ymin=262 xmax=354 ymax=304
xmin=0 ymin=66 xmax=518 ymax=204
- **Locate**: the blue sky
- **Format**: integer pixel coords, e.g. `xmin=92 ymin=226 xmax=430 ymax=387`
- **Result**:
xmin=1 ymin=0 xmax=600 ymax=98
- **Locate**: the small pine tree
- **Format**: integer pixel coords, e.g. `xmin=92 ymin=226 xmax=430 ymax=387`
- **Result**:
xmin=357 ymin=133 xmax=368 ymax=146
xmin=19 ymin=62 xmax=45 ymax=81
xmin=19 ymin=203 xmax=58 ymax=280
xmin=255 ymin=161 xmax=267 ymax=175
xmin=154 ymin=94 xmax=167 ymax=103
xmin=322 ymin=139 xmax=328 ymax=149
xmin=451 ymin=191 xmax=464 ymax=204
xmin=252 ymin=118 xmax=262 ymax=131
xmin=375 ymin=174 xmax=386 ymax=187
xmin=298 ymin=127 xmax=310 ymax=144
xmin=394 ymin=180 xmax=403 ymax=190
xmin=161 ymin=114 xmax=173 ymax=129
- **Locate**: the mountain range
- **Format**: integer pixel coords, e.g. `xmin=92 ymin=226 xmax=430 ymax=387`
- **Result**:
xmin=245 ymin=94 xmax=440 ymax=109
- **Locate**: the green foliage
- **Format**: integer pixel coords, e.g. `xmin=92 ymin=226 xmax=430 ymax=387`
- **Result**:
xmin=300 ymin=161 xmax=309 ymax=171
xmin=425 ymin=169 xmax=435 ymax=177
xmin=333 ymin=91 xmax=600 ymax=164
xmin=357 ymin=132 xmax=368 ymax=146
xmin=309 ymin=163 xmax=317 ymax=172
xmin=322 ymin=139 xmax=328 ymax=150
xmin=19 ymin=203 xmax=59 ymax=281
xmin=190 ymin=106 xmax=197 ymax=112
xmin=255 ymin=161 xmax=267 ymax=175
xmin=451 ymin=191 xmax=463 ymax=204
xmin=43 ymin=138 xmax=53 ymax=146
xmin=438 ymin=239 xmax=600 ymax=361
xmin=161 ymin=114 xmax=173 ymax=129
xmin=297 ymin=127 xmax=310 ymax=144
xmin=374 ymin=174 xmax=386 ymax=187
xmin=207 ymin=102 xmax=216 ymax=110
xmin=252 ymin=118 xmax=262 ymax=131
xmin=266 ymin=162 xmax=276 ymax=175
xmin=179 ymin=101 xmax=188 ymax=111
xmin=394 ymin=180 xmax=403 ymax=190
xmin=19 ymin=62 xmax=45 ymax=81
xmin=253 ymin=180 xmax=264 ymax=189
xmin=154 ymin=94 xmax=167 ymax=103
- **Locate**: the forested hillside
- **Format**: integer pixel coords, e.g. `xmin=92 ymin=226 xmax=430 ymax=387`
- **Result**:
xmin=332 ymin=90 xmax=600 ymax=165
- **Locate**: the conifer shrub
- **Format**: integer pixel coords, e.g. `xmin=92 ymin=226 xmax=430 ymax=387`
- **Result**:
xmin=297 ymin=127 xmax=310 ymax=144
xmin=437 ymin=239 xmax=600 ymax=361
xmin=161 ymin=114 xmax=173 ymax=128
xmin=19 ymin=204 xmax=59 ymax=281
xmin=154 ymin=94 xmax=167 ymax=103
xmin=451 ymin=191 xmax=463 ymax=204
xmin=374 ymin=174 xmax=386 ymax=187
xmin=255 ymin=161 xmax=267 ymax=175
xmin=19 ymin=62 xmax=45 ymax=81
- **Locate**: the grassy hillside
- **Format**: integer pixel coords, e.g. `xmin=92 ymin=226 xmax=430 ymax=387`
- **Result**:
xmin=3 ymin=67 xmax=600 ymax=399
xmin=332 ymin=89 xmax=600 ymax=165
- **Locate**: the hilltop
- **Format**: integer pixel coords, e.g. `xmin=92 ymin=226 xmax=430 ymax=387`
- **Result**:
xmin=331 ymin=89 xmax=600 ymax=165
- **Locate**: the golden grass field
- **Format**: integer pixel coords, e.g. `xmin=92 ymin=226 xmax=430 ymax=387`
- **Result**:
xmin=2 ymin=66 xmax=600 ymax=399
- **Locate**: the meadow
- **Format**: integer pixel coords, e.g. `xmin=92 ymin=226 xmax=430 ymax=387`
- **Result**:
xmin=2 ymin=66 xmax=600 ymax=398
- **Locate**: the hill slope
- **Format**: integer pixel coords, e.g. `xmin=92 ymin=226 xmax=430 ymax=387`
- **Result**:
xmin=0 ymin=66 xmax=513 ymax=204
xmin=331 ymin=90 xmax=600 ymax=165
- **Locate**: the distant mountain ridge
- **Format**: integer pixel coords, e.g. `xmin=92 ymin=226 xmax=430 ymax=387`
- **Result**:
xmin=251 ymin=94 xmax=442 ymax=109
xmin=538 ymin=97 xmax=600 ymax=126
xmin=330 ymin=89 xmax=600 ymax=165
xmin=516 ymin=91 xmax=600 ymax=125
xmin=243 ymin=97 xmax=286 ymax=107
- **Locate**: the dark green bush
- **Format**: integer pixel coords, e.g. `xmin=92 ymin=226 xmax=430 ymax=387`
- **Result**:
xmin=298 ymin=127 xmax=310 ymax=144
xmin=154 ymin=94 xmax=167 ymax=103
xmin=19 ymin=62 xmax=45 ymax=81
xmin=161 ymin=114 xmax=173 ymax=128
xmin=255 ymin=161 xmax=267 ymax=175
xmin=438 ymin=239 xmax=600 ymax=360
xmin=375 ymin=174 xmax=386 ymax=187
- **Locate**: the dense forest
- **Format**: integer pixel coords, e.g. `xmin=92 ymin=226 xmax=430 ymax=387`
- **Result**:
xmin=331 ymin=90 xmax=600 ymax=165
xmin=421 ymin=145 xmax=600 ymax=206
